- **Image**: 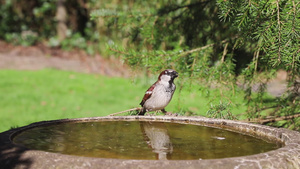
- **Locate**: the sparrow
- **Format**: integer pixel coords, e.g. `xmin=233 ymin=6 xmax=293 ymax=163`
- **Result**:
xmin=138 ymin=69 xmax=178 ymax=115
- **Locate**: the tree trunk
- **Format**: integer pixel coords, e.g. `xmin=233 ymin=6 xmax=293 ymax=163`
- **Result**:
xmin=55 ymin=0 xmax=68 ymax=42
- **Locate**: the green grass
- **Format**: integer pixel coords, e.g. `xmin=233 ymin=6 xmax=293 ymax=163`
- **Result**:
xmin=0 ymin=69 xmax=144 ymax=132
xmin=169 ymin=84 xmax=248 ymax=117
xmin=0 ymin=69 xmax=248 ymax=132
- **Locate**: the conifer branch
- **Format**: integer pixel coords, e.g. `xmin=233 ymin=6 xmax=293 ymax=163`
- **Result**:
xmin=244 ymin=113 xmax=300 ymax=124
xmin=276 ymin=0 xmax=282 ymax=62
xmin=108 ymin=39 xmax=230 ymax=58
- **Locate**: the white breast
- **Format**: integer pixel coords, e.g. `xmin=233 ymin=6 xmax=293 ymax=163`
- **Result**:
xmin=143 ymin=83 xmax=176 ymax=111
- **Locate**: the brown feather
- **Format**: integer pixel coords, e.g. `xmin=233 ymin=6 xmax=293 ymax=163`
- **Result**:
xmin=140 ymin=82 xmax=158 ymax=106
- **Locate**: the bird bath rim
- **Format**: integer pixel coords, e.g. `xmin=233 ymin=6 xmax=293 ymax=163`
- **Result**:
xmin=1 ymin=116 xmax=300 ymax=169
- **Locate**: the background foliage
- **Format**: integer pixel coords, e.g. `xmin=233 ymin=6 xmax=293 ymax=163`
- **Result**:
xmin=91 ymin=0 xmax=300 ymax=129
xmin=0 ymin=0 xmax=299 ymax=130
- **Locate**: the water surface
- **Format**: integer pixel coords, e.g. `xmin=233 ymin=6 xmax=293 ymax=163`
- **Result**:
xmin=13 ymin=121 xmax=281 ymax=160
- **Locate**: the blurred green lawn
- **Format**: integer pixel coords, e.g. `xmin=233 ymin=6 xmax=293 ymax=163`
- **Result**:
xmin=0 ymin=69 xmax=247 ymax=132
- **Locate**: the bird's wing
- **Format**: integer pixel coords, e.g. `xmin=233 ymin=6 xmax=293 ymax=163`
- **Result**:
xmin=140 ymin=82 xmax=157 ymax=106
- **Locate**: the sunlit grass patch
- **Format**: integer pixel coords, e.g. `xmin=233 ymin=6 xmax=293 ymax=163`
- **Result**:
xmin=0 ymin=69 xmax=250 ymax=132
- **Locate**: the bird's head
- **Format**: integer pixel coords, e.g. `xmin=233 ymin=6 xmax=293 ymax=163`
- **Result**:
xmin=158 ymin=69 xmax=178 ymax=83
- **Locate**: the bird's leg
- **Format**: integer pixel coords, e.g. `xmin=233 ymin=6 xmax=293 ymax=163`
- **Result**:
xmin=161 ymin=109 xmax=172 ymax=115
xmin=161 ymin=109 xmax=167 ymax=114
xmin=161 ymin=109 xmax=178 ymax=116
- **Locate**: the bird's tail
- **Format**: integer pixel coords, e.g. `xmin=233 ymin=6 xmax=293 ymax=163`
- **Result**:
xmin=137 ymin=108 xmax=146 ymax=115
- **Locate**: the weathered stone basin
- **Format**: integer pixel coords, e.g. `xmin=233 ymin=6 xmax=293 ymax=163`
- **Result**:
xmin=1 ymin=116 xmax=300 ymax=169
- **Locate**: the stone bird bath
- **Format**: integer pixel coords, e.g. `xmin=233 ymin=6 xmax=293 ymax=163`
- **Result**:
xmin=0 ymin=116 xmax=300 ymax=168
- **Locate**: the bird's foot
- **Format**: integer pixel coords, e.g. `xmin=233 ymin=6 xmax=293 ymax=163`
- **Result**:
xmin=165 ymin=112 xmax=178 ymax=116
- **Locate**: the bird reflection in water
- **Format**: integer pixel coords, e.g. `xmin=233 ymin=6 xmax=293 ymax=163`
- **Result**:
xmin=140 ymin=122 xmax=173 ymax=160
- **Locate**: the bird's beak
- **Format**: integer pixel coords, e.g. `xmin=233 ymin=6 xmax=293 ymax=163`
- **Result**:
xmin=174 ymin=71 xmax=178 ymax=78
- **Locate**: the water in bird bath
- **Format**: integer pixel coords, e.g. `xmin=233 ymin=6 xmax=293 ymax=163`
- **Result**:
xmin=13 ymin=121 xmax=281 ymax=160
